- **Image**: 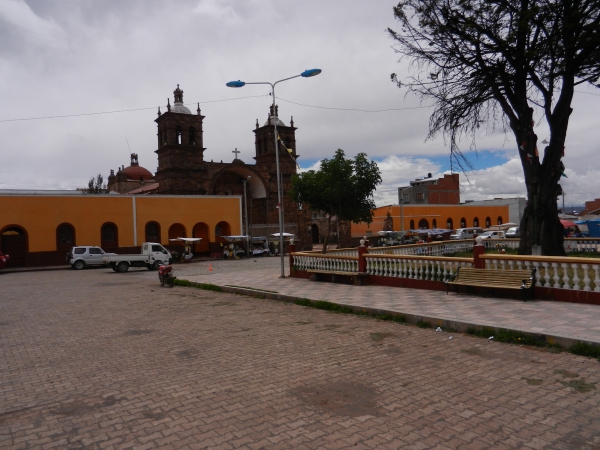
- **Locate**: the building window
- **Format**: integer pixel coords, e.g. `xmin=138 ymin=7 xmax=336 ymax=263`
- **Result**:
xmin=446 ymin=218 xmax=453 ymax=229
xmin=416 ymin=192 xmax=424 ymax=201
xmin=497 ymin=216 xmax=503 ymax=225
xmin=101 ymin=223 xmax=118 ymax=249
xmin=56 ymin=223 xmax=75 ymax=252
xmin=145 ymin=222 xmax=161 ymax=243
xmin=418 ymin=219 xmax=429 ymax=229
xmin=403 ymin=193 xmax=410 ymax=203
xmin=486 ymin=217 xmax=491 ymax=228
xmin=473 ymin=217 xmax=479 ymax=227
xmin=432 ymin=219 xmax=437 ymax=228
xmin=460 ymin=217 xmax=466 ymax=228
xmin=189 ymin=127 xmax=196 ymax=146
xmin=410 ymin=220 xmax=415 ymax=230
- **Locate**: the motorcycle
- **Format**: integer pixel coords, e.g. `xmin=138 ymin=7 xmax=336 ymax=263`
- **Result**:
xmin=158 ymin=263 xmax=175 ymax=287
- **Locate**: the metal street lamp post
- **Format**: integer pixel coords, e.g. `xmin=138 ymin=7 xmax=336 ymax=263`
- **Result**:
xmin=243 ymin=176 xmax=250 ymax=257
xmin=227 ymin=69 xmax=322 ymax=278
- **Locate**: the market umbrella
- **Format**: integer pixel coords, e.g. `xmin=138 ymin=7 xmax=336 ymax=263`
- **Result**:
xmin=560 ymin=219 xmax=577 ymax=227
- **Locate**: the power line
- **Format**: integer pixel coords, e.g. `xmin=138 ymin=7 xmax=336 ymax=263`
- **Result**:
xmin=0 ymin=94 xmax=268 ymax=123
xmin=277 ymin=97 xmax=431 ymax=112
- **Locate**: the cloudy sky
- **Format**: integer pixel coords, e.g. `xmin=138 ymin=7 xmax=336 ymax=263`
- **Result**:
xmin=1 ymin=0 xmax=599 ymax=208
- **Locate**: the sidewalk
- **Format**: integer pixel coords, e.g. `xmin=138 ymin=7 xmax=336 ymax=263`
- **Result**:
xmin=180 ymin=258 xmax=600 ymax=347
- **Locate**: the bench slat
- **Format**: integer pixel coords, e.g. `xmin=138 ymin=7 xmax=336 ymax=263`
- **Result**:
xmin=446 ymin=267 xmax=536 ymax=300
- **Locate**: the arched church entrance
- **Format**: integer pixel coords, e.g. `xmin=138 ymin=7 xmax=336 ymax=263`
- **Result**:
xmin=210 ymin=167 xmax=268 ymax=238
xmin=192 ymin=222 xmax=210 ymax=253
xmin=1 ymin=225 xmax=28 ymax=268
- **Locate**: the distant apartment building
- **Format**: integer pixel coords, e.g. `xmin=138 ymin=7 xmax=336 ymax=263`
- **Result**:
xmin=398 ymin=173 xmax=460 ymax=205
xmin=581 ymin=198 xmax=600 ymax=216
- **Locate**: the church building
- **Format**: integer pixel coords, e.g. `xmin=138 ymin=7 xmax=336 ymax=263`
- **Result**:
xmin=107 ymin=85 xmax=315 ymax=252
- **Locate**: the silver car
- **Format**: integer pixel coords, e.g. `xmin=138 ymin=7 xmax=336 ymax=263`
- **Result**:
xmin=67 ymin=246 xmax=116 ymax=270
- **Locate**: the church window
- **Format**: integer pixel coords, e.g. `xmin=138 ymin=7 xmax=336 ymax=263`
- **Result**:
xmin=176 ymin=126 xmax=182 ymax=145
xmin=163 ymin=127 xmax=167 ymax=146
xmin=189 ymin=127 xmax=196 ymax=146
xmin=158 ymin=130 xmax=162 ymax=147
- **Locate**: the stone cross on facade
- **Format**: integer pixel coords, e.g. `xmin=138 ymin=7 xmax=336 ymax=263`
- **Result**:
xmin=232 ymin=148 xmax=240 ymax=159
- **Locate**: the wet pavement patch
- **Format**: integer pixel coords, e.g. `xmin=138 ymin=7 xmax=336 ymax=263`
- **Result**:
xmin=122 ymin=329 xmax=155 ymax=336
xmin=290 ymin=381 xmax=382 ymax=417
xmin=175 ymin=349 xmax=196 ymax=360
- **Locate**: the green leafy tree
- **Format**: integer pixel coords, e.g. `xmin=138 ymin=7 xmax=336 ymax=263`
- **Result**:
xmin=86 ymin=174 xmax=106 ymax=194
xmin=290 ymin=149 xmax=382 ymax=253
xmin=388 ymin=0 xmax=600 ymax=255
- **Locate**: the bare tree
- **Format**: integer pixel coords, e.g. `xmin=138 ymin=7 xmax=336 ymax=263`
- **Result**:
xmin=388 ymin=0 xmax=600 ymax=255
xmin=86 ymin=174 xmax=107 ymax=194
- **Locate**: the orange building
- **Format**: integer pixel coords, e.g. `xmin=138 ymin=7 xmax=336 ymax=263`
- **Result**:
xmin=0 ymin=193 xmax=241 ymax=267
xmin=352 ymin=203 xmax=510 ymax=238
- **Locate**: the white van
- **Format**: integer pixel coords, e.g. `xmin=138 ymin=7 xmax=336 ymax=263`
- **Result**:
xmin=449 ymin=227 xmax=484 ymax=240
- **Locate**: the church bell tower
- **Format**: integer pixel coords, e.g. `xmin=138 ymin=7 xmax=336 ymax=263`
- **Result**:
xmin=154 ymin=85 xmax=207 ymax=194
xmin=253 ymin=105 xmax=298 ymax=176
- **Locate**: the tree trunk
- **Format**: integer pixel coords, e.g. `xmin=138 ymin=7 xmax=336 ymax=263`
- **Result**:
xmin=514 ymin=106 xmax=568 ymax=256
xmin=321 ymin=216 xmax=332 ymax=254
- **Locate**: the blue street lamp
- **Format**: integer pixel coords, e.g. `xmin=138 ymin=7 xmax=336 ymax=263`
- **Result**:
xmin=227 ymin=69 xmax=322 ymax=278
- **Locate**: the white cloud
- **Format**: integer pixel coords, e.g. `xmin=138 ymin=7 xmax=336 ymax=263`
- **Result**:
xmin=193 ymin=0 xmax=241 ymax=24
xmin=0 ymin=0 xmax=66 ymax=48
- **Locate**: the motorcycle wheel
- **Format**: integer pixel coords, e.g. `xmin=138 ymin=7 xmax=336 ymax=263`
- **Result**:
xmin=152 ymin=261 xmax=161 ymax=270
xmin=168 ymin=277 xmax=174 ymax=288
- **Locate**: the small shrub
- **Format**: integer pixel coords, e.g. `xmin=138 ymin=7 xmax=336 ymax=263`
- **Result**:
xmin=377 ymin=313 xmax=407 ymax=323
xmin=569 ymin=341 xmax=600 ymax=359
xmin=416 ymin=319 xmax=431 ymax=328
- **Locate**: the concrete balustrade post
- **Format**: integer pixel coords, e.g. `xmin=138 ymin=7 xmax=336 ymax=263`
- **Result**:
xmin=473 ymin=236 xmax=485 ymax=269
xmin=358 ymin=239 xmax=367 ymax=273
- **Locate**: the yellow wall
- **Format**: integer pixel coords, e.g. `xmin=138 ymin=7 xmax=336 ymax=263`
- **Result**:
xmin=0 ymin=195 xmax=241 ymax=252
xmin=352 ymin=204 xmax=510 ymax=237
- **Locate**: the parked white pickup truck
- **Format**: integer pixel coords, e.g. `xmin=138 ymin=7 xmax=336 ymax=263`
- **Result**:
xmin=102 ymin=242 xmax=173 ymax=272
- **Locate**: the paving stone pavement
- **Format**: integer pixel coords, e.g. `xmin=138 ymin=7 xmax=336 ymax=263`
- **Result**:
xmin=1 ymin=267 xmax=600 ymax=449
xmin=176 ymin=257 xmax=600 ymax=346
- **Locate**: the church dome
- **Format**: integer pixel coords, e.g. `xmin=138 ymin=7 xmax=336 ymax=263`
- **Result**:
xmin=171 ymin=102 xmax=192 ymax=115
xmin=123 ymin=165 xmax=154 ymax=181
xmin=264 ymin=116 xmax=285 ymax=127
xmin=122 ymin=154 xmax=154 ymax=181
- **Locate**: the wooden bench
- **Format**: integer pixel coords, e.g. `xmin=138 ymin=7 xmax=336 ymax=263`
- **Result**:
xmin=445 ymin=267 xmax=536 ymax=301
xmin=307 ymin=270 xmax=366 ymax=286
